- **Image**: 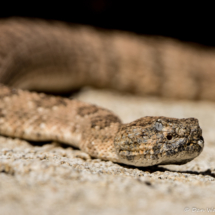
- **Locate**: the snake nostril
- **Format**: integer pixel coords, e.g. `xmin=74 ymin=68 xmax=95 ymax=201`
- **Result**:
xmin=167 ymin=135 xmax=172 ymax=140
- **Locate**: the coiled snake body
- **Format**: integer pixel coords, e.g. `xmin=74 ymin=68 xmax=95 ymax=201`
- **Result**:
xmin=0 ymin=18 xmax=205 ymax=166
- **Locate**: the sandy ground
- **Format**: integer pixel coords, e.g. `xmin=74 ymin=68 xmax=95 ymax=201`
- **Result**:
xmin=1 ymin=87 xmax=215 ymax=215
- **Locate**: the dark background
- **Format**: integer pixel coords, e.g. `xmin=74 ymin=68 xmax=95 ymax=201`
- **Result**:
xmin=1 ymin=1 xmax=214 ymax=46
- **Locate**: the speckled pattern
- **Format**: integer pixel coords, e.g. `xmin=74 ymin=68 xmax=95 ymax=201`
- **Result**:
xmin=0 ymin=85 xmax=204 ymax=166
xmin=1 ymin=18 xmax=215 ymax=100
xmin=0 ymin=89 xmax=215 ymax=215
xmin=115 ymin=116 xmax=203 ymax=166
xmin=0 ymin=17 xmax=215 ymax=214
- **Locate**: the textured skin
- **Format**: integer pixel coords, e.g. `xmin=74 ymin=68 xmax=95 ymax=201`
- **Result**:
xmin=1 ymin=18 xmax=215 ymax=100
xmin=115 ymin=117 xmax=204 ymax=166
xmin=0 ymin=18 xmax=206 ymax=166
xmin=0 ymin=85 xmax=204 ymax=166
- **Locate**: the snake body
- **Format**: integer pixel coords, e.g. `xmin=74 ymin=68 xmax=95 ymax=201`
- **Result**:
xmin=0 ymin=18 xmax=205 ymax=166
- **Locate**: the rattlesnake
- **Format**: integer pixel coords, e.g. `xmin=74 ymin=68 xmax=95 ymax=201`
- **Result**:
xmin=0 ymin=17 xmax=205 ymax=166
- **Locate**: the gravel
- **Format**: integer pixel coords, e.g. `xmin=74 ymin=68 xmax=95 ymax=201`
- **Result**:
xmin=1 ymin=88 xmax=215 ymax=215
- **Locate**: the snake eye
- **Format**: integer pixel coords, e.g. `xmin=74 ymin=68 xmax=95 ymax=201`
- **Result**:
xmin=155 ymin=122 xmax=163 ymax=131
xmin=167 ymin=135 xmax=172 ymax=140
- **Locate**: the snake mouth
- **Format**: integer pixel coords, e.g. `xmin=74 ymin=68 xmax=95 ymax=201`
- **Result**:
xmin=155 ymin=136 xmax=204 ymax=165
xmin=117 ymin=136 xmax=204 ymax=166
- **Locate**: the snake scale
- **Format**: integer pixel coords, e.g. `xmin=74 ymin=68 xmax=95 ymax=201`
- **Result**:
xmin=0 ymin=17 xmax=206 ymax=166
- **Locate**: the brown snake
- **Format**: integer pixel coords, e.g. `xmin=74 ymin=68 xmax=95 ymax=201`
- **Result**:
xmin=0 ymin=17 xmax=205 ymax=166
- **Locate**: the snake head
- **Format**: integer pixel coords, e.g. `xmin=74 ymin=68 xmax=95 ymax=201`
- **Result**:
xmin=114 ymin=116 xmax=204 ymax=167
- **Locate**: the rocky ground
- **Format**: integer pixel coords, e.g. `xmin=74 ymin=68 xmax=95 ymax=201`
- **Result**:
xmin=1 ymin=87 xmax=215 ymax=215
